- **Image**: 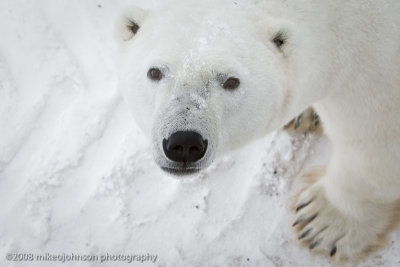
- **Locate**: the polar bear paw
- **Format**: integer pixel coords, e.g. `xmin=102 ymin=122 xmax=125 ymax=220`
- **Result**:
xmin=292 ymin=181 xmax=391 ymax=262
xmin=284 ymin=107 xmax=322 ymax=134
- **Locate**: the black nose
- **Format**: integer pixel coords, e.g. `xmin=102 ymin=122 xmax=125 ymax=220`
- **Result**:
xmin=163 ymin=131 xmax=208 ymax=163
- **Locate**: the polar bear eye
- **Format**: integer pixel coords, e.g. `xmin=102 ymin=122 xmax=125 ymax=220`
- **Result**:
xmin=273 ymin=31 xmax=286 ymax=48
xmin=127 ymin=20 xmax=140 ymax=35
xmin=223 ymin=77 xmax=240 ymax=90
xmin=147 ymin=68 xmax=163 ymax=81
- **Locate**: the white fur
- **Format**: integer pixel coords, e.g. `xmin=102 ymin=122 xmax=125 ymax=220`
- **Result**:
xmin=117 ymin=0 xmax=400 ymax=260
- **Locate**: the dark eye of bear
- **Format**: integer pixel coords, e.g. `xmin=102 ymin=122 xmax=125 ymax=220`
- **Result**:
xmin=274 ymin=38 xmax=285 ymax=47
xmin=223 ymin=77 xmax=240 ymax=90
xmin=127 ymin=20 xmax=140 ymax=35
xmin=148 ymin=68 xmax=163 ymax=81
xmin=273 ymin=32 xmax=286 ymax=48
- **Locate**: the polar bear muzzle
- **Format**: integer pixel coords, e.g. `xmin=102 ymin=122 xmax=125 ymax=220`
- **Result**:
xmin=162 ymin=131 xmax=208 ymax=165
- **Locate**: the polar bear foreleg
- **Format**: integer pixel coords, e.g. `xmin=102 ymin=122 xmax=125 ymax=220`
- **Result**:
xmin=293 ymin=151 xmax=400 ymax=262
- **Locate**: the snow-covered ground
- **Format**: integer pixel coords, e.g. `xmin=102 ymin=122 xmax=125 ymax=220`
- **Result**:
xmin=0 ymin=1 xmax=399 ymax=266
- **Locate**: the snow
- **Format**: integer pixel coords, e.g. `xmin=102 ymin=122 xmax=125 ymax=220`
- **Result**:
xmin=0 ymin=0 xmax=399 ymax=266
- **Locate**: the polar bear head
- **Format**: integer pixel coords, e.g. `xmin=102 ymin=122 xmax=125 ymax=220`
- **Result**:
xmin=117 ymin=0 xmax=311 ymax=176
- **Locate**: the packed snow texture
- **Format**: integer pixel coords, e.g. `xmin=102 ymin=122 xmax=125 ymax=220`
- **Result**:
xmin=0 ymin=0 xmax=399 ymax=266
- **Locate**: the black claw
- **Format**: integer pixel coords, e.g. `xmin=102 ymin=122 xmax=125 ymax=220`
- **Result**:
xmin=308 ymin=213 xmax=318 ymax=223
xmin=296 ymin=200 xmax=312 ymax=212
xmin=299 ymin=229 xmax=311 ymax=240
xmin=294 ymin=115 xmax=302 ymax=129
xmin=292 ymin=219 xmax=301 ymax=227
xmin=292 ymin=215 xmax=306 ymax=227
xmin=312 ymin=112 xmax=320 ymax=125
xmin=309 ymin=238 xmax=322 ymax=249
xmin=293 ymin=212 xmax=318 ymax=228
xmin=330 ymin=246 xmax=337 ymax=257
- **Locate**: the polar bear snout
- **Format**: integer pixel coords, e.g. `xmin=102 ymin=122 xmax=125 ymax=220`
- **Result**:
xmin=162 ymin=131 xmax=208 ymax=164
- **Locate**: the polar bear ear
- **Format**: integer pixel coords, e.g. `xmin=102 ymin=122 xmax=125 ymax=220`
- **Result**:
xmin=116 ymin=6 xmax=148 ymax=42
xmin=272 ymin=31 xmax=287 ymax=50
xmin=268 ymin=21 xmax=298 ymax=56
xmin=256 ymin=16 xmax=297 ymax=54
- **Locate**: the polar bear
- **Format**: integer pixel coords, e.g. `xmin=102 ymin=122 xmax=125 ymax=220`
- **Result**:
xmin=116 ymin=0 xmax=400 ymax=262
